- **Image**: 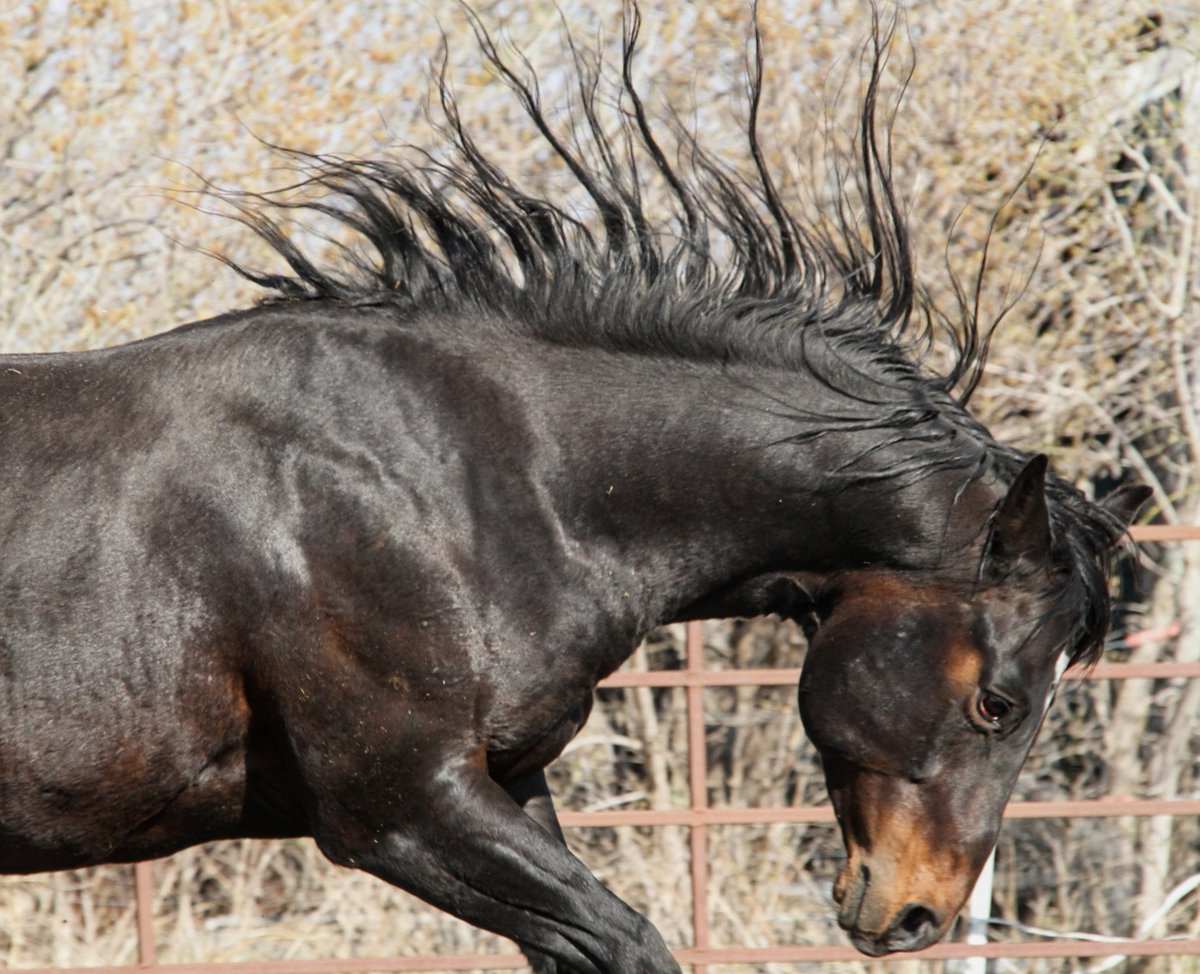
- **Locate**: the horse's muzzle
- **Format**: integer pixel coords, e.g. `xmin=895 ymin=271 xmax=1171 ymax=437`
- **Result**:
xmin=834 ymin=861 xmax=945 ymax=956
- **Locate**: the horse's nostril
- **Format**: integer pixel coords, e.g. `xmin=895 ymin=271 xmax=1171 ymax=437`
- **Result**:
xmin=835 ymin=863 xmax=868 ymax=927
xmin=896 ymin=902 xmax=937 ymax=939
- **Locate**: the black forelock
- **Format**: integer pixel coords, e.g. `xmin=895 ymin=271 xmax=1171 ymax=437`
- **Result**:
xmin=1048 ymin=485 xmax=1131 ymax=668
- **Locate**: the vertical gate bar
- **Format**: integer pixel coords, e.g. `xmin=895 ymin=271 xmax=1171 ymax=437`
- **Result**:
xmin=686 ymin=621 xmax=709 ymax=974
xmin=134 ymin=860 xmax=156 ymax=968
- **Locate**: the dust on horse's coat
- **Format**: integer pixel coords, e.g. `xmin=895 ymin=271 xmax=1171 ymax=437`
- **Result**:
xmin=0 ymin=6 xmax=1147 ymax=973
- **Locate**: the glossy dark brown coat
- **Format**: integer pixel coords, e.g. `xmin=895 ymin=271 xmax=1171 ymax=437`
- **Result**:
xmin=0 ymin=8 xmax=1149 ymax=974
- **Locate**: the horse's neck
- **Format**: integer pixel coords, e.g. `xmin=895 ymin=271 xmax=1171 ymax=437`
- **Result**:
xmin=529 ymin=342 xmax=992 ymax=618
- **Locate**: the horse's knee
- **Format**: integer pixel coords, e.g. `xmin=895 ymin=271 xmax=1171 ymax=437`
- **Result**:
xmin=522 ymin=907 xmax=676 ymax=973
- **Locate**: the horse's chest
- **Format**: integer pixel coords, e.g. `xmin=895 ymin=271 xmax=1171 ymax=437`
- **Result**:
xmin=486 ymin=692 xmax=594 ymax=783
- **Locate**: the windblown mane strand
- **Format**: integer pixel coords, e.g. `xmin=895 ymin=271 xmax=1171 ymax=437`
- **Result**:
xmin=213 ymin=6 xmax=934 ymax=376
xmin=208 ymin=3 xmax=1123 ymax=666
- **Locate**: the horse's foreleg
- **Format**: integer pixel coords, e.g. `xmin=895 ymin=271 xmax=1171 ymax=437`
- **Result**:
xmin=503 ymin=771 xmax=567 ymax=973
xmin=314 ymin=756 xmax=679 ymax=974
xmin=504 ymin=769 xmax=566 ymax=841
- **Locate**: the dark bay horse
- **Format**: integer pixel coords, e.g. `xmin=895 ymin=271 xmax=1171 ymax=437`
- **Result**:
xmin=0 ymin=8 xmax=1148 ymax=973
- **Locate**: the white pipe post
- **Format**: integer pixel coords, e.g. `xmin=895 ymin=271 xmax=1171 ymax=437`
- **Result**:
xmin=961 ymin=849 xmax=996 ymax=974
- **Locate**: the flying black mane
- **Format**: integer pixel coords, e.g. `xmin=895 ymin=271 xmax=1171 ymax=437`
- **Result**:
xmin=214 ymin=9 xmax=929 ymax=380
xmin=207 ymin=5 xmax=1130 ymax=667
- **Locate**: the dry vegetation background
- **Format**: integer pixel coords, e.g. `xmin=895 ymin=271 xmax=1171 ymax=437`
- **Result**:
xmin=0 ymin=0 xmax=1198 ymax=971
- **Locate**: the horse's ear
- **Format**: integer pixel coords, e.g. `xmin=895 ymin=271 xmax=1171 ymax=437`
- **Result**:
xmin=1099 ymin=483 xmax=1154 ymax=536
xmin=985 ymin=454 xmax=1051 ymax=580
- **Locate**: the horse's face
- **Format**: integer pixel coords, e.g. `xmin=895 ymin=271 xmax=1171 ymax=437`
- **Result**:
xmin=795 ymin=457 xmax=1147 ymax=957
xmin=797 ymin=573 xmax=1069 ymax=956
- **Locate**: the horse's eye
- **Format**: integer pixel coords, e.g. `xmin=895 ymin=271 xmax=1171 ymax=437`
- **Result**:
xmin=977 ymin=692 xmax=1013 ymax=726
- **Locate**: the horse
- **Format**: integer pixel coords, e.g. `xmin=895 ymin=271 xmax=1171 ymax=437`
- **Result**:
xmin=0 ymin=6 xmax=1148 ymax=973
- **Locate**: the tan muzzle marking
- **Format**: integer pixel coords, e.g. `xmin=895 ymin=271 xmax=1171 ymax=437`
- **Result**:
xmin=834 ymin=779 xmax=978 ymax=940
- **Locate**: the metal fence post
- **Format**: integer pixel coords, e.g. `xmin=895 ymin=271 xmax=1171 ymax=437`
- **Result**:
xmin=686 ymin=621 xmax=710 ymax=974
xmin=134 ymin=861 xmax=156 ymax=969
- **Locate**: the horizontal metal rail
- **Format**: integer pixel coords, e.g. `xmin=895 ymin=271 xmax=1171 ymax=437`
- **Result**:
xmin=1129 ymin=525 xmax=1200 ymax=541
xmin=598 ymin=660 xmax=1200 ymax=688
xmin=556 ymin=797 xmax=1200 ymax=829
xmin=11 ymin=936 xmax=1200 ymax=974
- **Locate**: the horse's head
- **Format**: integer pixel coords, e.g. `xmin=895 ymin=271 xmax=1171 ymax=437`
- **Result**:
xmin=795 ymin=457 xmax=1149 ymax=956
